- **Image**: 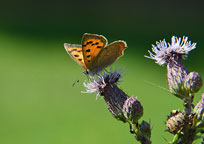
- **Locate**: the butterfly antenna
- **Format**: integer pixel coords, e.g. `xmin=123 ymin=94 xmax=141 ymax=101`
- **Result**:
xmin=72 ymin=73 xmax=83 ymax=87
xmin=72 ymin=80 xmax=79 ymax=87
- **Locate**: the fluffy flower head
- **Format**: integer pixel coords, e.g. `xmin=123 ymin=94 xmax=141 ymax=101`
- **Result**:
xmin=145 ymin=36 xmax=196 ymax=65
xmin=82 ymin=67 xmax=125 ymax=96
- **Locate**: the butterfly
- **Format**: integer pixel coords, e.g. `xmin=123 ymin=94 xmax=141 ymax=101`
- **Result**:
xmin=64 ymin=33 xmax=127 ymax=76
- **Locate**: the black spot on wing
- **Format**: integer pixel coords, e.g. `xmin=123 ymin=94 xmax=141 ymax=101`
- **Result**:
xmin=78 ymin=59 xmax=82 ymax=61
xmin=74 ymin=55 xmax=79 ymax=57
xmin=87 ymin=55 xmax=91 ymax=58
xmin=86 ymin=41 xmax=93 ymax=45
xmin=91 ymin=42 xmax=99 ymax=46
xmin=88 ymin=60 xmax=91 ymax=62
xmin=97 ymin=46 xmax=102 ymax=48
xmin=86 ymin=49 xmax=91 ymax=52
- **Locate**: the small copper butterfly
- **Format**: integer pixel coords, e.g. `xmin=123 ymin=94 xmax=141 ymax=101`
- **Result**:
xmin=64 ymin=33 xmax=127 ymax=76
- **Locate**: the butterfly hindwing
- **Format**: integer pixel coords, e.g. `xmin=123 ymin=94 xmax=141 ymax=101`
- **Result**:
xmin=93 ymin=41 xmax=127 ymax=69
xmin=64 ymin=43 xmax=87 ymax=69
xmin=81 ymin=33 xmax=108 ymax=71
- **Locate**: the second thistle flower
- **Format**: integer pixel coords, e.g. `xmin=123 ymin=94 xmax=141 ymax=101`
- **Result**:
xmin=146 ymin=36 xmax=202 ymax=99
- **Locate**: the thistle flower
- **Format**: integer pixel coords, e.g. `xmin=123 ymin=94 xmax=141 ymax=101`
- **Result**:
xmin=145 ymin=36 xmax=196 ymax=66
xmin=83 ymin=68 xmax=128 ymax=122
xmin=83 ymin=67 xmax=125 ymax=95
xmin=145 ymin=36 xmax=198 ymax=99
xmin=83 ymin=77 xmax=106 ymax=96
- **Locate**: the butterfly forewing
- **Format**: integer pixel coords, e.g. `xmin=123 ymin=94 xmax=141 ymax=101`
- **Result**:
xmin=81 ymin=33 xmax=108 ymax=71
xmin=64 ymin=43 xmax=87 ymax=69
xmin=93 ymin=41 xmax=127 ymax=69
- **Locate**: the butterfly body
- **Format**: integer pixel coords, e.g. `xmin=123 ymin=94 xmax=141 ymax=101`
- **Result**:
xmin=64 ymin=33 xmax=127 ymax=76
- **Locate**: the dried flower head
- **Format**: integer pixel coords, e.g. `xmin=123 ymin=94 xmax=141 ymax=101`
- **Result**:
xmin=166 ymin=110 xmax=185 ymax=134
xmin=145 ymin=36 xmax=196 ymax=65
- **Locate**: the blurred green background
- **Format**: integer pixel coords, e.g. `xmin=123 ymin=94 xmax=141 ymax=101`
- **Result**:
xmin=0 ymin=0 xmax=204 ymax=143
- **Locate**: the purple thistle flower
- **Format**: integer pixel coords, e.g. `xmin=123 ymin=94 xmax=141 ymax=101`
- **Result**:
xmin=145 ymin=36 xmax=196 ymax=66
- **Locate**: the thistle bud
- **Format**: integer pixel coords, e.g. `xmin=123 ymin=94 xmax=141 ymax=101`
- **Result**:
xmin=139 ymin=121 xmax=151 ymax=139
xmin=123 ymin=97 xmax=143 ymax=124
xmin=184 ymin=72 xmax=203 ymax=94
xmin=167 ymin=61 xmax=189 ymax=99
xmin=193 ymin=93 xmax=204 ymax=128
xmin=166 ymin=110 xmax=185 ymax=134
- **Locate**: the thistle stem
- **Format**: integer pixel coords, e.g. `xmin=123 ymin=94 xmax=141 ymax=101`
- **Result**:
xmin=184 ymin=94 xmax=194 ymax=115
xmin=130 ymin=122 xmax=151 ymax=144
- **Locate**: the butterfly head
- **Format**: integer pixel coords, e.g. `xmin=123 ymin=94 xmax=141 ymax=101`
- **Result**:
xmin=83 ymin=70 xmax=89 ymax=75
xmin=83 ymin=69 xmax=98 ymax=76
xmin=84 ymin=68 xmax=105 ymax=76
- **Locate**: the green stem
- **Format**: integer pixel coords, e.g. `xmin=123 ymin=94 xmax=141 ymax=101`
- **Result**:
xmin=130 ymin=122 xmax=151 ymax=144
xmin=182 ymin=93 xmax=196 ymax=144
xmin=184 ymin=93 xmax=194 ymax=115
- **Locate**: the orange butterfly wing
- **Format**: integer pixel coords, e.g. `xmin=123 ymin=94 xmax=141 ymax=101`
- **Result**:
xmin=81 ymin=33 xmax=108 ymax=71
xmin=64 ymin=43 xmax=87 ymax=69
xmin=93 ymin=41 xmax=127 ymax=69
